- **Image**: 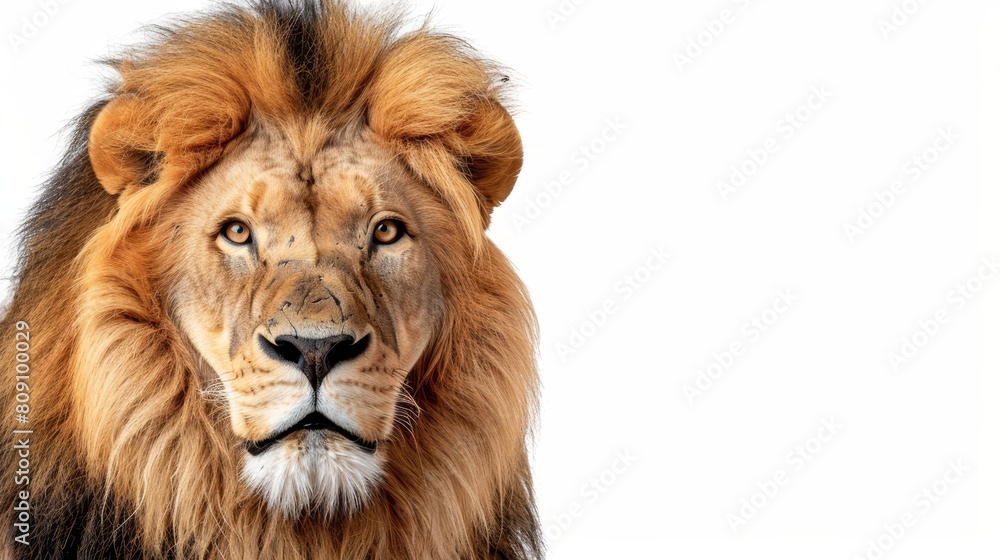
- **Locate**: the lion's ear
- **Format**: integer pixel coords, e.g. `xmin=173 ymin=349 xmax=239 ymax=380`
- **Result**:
xmin=89 ymin=91 xmax=245 ymax=195
xmin=88 ymin=95 xmax=163 ymax=195
xmin=453 ymin=100 xmax=523 ymax=210
xmin=367 ymin=36 xmax=523 ymax=214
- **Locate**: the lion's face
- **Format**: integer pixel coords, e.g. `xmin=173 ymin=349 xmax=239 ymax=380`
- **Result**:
xmin=166 ymin=125 xmax=444 ymax=515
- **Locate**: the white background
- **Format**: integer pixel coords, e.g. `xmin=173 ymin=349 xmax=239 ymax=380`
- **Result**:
xmin=1 ymin=0 xmax=998 ymax=559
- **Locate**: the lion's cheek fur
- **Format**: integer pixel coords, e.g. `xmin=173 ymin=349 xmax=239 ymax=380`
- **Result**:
xmin=65 ymin=223 xmax=238 ymax=552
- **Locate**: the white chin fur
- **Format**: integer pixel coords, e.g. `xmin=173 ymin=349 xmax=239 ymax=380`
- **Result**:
xmin=241 ymin=431 xmax=382 ymax=517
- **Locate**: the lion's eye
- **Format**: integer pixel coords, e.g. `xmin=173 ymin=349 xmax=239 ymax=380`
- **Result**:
xmin=222 ymin=221 xmax=252 ymax=245
xmin=373 ymin=219 xmax=404 ymax=244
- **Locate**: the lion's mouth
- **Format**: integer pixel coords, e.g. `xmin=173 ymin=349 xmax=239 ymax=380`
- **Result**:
xmin=244 ymin=412 xmax=377 ymax=456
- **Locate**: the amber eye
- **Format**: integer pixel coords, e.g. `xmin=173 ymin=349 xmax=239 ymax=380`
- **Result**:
xmin=373 ymin=219 xmax=404 ymax=244
xmin=222 ymin=220 xmax=252 ymax=245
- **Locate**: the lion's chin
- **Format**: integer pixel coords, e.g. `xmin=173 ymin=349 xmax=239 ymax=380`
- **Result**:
xmin=241 ymin=430 xmax=383 ymax=518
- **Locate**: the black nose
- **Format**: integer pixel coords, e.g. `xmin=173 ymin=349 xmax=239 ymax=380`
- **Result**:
xmin=259 ymin=333 xmax=370 ymax=387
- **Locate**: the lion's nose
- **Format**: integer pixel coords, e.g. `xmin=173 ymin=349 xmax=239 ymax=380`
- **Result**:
xmin=259 ymin=333 xmax=370 ymax=387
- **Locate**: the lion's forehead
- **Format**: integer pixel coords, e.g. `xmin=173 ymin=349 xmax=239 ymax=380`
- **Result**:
xmin=203 ymin=130 xmax=408 ymax=246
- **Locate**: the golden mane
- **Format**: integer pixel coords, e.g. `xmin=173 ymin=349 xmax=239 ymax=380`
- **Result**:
xmin=0 ymin=1 xmax=540 ymax=558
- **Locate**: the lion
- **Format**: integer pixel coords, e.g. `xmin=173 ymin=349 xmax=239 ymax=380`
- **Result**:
xmin=0 ymin=1 xmax=541 ymax=558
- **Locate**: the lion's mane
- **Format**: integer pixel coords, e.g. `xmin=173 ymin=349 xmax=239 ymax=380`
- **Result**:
xmin=0 ymin=1 xmax=541 ymax=558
